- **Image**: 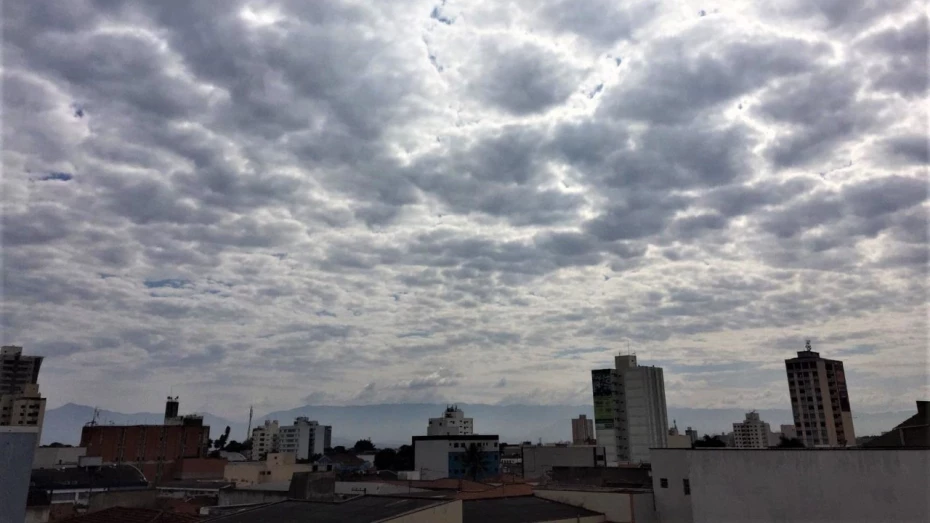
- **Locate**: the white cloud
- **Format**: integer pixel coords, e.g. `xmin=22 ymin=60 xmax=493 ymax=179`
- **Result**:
xmin=1 ymin=0 xmax=926 ymax=419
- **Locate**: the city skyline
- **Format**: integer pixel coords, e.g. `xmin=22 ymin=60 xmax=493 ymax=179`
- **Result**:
xmin=2 ymin=0 xmax=927 ymax=420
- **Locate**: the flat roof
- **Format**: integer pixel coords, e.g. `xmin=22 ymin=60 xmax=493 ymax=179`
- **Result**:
xmin=234 ymin=481 xmax=291 ymax=492
xmin=157 ymin=480 xmax=234 ymax=490
xmin=536 ymin=485 xmax=652 ymax=494
xmin=413 ymin=434 xmax=499 ymax=441
xmin=650 ymin=447 xmax=930 ymax=451
xmin=205 ymin=496 xmax=450 ymax=523
xmin=463 ymin=496 xmax=602 ymax=523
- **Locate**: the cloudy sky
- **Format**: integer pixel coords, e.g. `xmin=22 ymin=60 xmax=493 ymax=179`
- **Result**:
xmin=2 ymin=0 xmax=927 ymax=420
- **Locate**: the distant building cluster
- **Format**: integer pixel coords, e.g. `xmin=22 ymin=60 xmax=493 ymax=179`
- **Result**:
xmin=2 ymin=342 xmax=928 ymax=523
xmin=427 ymin=405 xmax=474 ymax=436
xmin=252 ymin=417 xmax=332 ymax=461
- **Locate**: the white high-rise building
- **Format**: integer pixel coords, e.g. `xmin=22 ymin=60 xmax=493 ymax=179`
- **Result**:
xmin=251 ymin=420 xmax=279 ymax=459
xmin=427 ymin=405 xmax=473 ymax=436
xmin=278 ymin=417 xmax=332 ymax=460
xmin=732 ymin=412 xmax=772 ymax=448
xmin=591 ymin=354 xmax=668 ymax=464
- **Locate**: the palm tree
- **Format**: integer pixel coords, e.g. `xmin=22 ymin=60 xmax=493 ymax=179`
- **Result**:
xmin=462 ymin=443 xmax=485 ymax=481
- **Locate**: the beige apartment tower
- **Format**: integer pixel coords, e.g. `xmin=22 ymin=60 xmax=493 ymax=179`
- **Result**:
xmin=785 ymin=341 xmax=855 ymax=447
xmin=0 ymin=346 xmax=47 ymax=444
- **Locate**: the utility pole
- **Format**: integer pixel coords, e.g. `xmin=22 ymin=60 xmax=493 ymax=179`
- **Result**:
xmin=246 ymin=405 xmax=253 ymax=441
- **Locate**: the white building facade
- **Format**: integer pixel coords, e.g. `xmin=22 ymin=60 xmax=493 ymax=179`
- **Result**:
xmin=412 ymin=435 xmax=500 ymax=480
xmin=651 ymin=448 xmax=930 ymax=523
xmin=591 ymin=354 xmax=668 ymax=464
xmin=427 ymin=405 xmax=474 ymax=436
xmin=251 ymin=420 xmax=279 ymax=459
xmin=731 ymin=412 xmax=772 ymax=449
xmin=278 ymin=417 xmax=332 ymax=460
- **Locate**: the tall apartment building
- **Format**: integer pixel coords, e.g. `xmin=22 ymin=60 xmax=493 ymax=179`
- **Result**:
xmin=427 ymin=405 xmax=474 ymax=436
xmin=0 ymin=346 xmax=47 ymax=443
xmin=571 ymin=414 xmax=595 ymax=445
xmin=592 ymin=354 xmax=669 ymax=464
xmin=279 ymin=417 xmax=332 ymax=460
xmin=785 ymin=341 xmax=856 ymax=447
xmin=732 ymin=412 xmax=772 ymax=448
xmin=251 ymin=420 xmax=280 ymax=459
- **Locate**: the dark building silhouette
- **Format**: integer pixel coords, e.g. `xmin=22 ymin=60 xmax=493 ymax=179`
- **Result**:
xmin=863 ymin=401 xmax=929 ymax=448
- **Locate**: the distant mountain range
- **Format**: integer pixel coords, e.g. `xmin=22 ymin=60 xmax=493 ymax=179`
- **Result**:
xmin=43 ymin=402 xmax=913 ymax=447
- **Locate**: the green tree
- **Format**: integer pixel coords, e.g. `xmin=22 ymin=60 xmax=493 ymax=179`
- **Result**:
xmin=353 ymin=438 xmax=375 ymax=453
xmin=693 ymin=435 xmax=727 ymax=448
xmin=374 ymin=448 xmax=397 ymax=470
xmin=214 ymin=426 xmax=231 ymax=450
xmin=776 ymin=436 xmax=805 ymax=448
xmin=394 ymin=445 xmax=414 ymax=471
xmin=224 ymin=439 xmax=252 ymax=453
xmin=462 ymin=443 xmax=485 ymax=481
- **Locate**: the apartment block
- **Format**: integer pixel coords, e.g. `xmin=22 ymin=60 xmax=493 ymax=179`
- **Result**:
xmin=427 ymin=405 xmax=474 ymax=436
xmin=0 ymin=346 xmax=47 ymax=443
xmin=731 ymin=412 xmax=772 ymax=449
xmin=571 ymin=415 xmax=595 ymax=445
xmin=278 ymin=417 xmax=332 ymax=460
xmin=785 ymin=341 xmax=855 ymax=446
xmin=591 ymin=354 xmax=669 ymax=464
xmin=251 ymin=420 xmax=280 ymax=459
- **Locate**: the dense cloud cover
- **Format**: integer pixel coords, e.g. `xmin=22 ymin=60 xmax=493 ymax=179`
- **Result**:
xmin=2 ymin=0 xmax=927 ymax=418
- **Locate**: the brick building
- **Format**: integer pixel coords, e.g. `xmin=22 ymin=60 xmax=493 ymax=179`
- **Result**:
xmin=80 ymin=419 xmax=213 ymax=484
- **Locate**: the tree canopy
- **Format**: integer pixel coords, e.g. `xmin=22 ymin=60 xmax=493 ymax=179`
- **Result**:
xmin=353 ymin=438 xmax=375 ymax=452
xmin=693 ymin=435 xmax=727 ymax=448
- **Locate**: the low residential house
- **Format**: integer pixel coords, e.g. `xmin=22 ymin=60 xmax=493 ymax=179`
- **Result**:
xmin=33 ymin=447 xmax=88 ymax=469
xmin=156 ymin=480 xmax=234 ymax=499
xmin=317 ymin=453 xmax=372 ymax=475
xmin=521 ymin=445 xmax=606 ymax=481
xmin=224 ymin=453 xmax=328 ymax=487
xmin=862 ymin=400 xmax=929 ymax=448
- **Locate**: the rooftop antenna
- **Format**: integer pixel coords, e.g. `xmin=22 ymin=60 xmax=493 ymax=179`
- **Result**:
xmin=805 ymin=339 xmax=812 ymax=352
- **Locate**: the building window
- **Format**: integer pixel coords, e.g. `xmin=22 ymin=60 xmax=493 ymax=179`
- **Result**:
xmin=683 ymin=479 xmax=691 ymax=495
xmin=660 ymin=478 xmax=668 ymax=488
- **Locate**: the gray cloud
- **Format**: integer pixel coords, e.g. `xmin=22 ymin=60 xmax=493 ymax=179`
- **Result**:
xmin=464 ymin=39 xmax=583 ymax=115
xmin=1 ymin=0 xmax=926 ymax=419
